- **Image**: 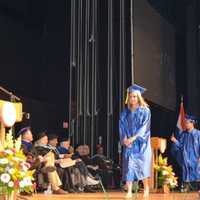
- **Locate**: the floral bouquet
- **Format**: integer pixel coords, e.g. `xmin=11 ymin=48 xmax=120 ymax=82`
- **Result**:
xmin=0 ymin=130 xmax=34 ymax=197
xmin=154 ymin=154 xmax=178 ymax=189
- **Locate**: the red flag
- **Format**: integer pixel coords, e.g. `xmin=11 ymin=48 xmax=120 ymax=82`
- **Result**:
xmin=176 ymin=98 xmax=186 ymax=131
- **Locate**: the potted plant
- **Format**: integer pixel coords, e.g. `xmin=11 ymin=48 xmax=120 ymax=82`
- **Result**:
xmin=0 ymin=131 xmax=34 ymax=200
xmin=154 ymin=154 xmax=178 ymax=193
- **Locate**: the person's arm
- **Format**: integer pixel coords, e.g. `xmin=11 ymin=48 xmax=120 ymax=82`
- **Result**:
xmin=171 ymin=133 xmax=182 ymax=148
xmin=64 ymin=153 xmax=73 ymax=158
xmin=119 ymin=117 xmax=131 ymax=146
xmin=129 ymin=108 xmax=151 ymax=143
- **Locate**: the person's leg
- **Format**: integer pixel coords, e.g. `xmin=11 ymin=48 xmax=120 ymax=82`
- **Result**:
xmin=184 ymin=182 xmax=190 ymax=192
xmin=142 ymin=178 xmax=149 ymax=197
xmin=48 ymin=171 xmax=61 ymax=191
xmin=126 ymin=181 xmax=133 ymax=198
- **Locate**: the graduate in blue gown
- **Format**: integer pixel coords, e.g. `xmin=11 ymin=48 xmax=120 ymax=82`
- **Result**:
xmin=119 ymin=84 xmax=152 ymax=198
xmin=171 ymin=115 xmax=200 ymax=185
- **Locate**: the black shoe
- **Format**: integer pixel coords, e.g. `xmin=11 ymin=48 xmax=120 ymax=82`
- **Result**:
xmin=84 ymin=186 xmax=96 ymax=193
xmin=68 ymin=189 xmax=76 ymax=193
xmin=74 ymin=187 xmax=84 ymax=193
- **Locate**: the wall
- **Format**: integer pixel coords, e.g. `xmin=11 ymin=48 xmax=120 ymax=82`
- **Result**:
xmin=0 ymin=0 xmax=70 ymax=134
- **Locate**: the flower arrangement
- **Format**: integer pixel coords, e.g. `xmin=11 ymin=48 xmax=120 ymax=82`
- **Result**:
xmin=0 ymin=130 xmax=34 ymax=197
xmin=154 ymin=154 xmax=178 ymax=189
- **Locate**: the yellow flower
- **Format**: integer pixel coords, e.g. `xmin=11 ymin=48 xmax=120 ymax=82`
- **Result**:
xmin=15 ymin=136 xmax=22 ymax=151
xmin=154 ymin=154 xmax=178 ymax=189
xmin=0 ymin=131 xmax=34 ymax=195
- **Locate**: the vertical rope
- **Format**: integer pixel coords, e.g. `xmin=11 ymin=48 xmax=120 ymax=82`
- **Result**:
xmin=86 ymin=0 xmax=91 ymax=118
xmin=79 ymin=0 xmax=83 ymax=117
xmin=122 ymin=0 xmax=126 ymax=94
xmin=75 ymin=0 xmax=83 ymax=144
xmin=119 ymin=0 xmax=126 ymax=113
xmin=130 ymin=0 xmax=135 ymax=84
xmin=83 ymin=0 xmax=90 ymax=144
xmin=69 ymin=0 xmax=76 ymax=144
xmin=107 ymin=0 xmax=113 ymax=158
xmin=90 ymin=0 xmax=97 ymax=156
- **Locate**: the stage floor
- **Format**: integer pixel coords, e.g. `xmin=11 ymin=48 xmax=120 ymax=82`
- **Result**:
xmin=20 ymin=191 xmax=199 ymax=200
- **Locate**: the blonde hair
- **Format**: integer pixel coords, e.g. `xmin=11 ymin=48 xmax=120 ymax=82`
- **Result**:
xmin=127 ymin=92 xmax=149 ymax=108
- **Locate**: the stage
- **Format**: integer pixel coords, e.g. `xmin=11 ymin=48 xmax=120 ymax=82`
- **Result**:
xmin=20 ymin=191 xmax=199 ymax=200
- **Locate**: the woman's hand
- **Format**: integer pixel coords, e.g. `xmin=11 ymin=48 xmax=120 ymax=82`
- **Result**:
xmin=124 ymin=138 xmax=131 ymax=146
xmin=129 ymin=135 xmax=137 ymax=143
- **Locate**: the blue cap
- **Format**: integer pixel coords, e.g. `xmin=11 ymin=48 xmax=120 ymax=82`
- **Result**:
xmin=16 ymin=127 xmax=31 ymax=137
xmin=185 ymin=114 xmax=197 ymax=124
xmin=125 ymin=84 xmax=146 ymax=104
xmin=127 ymin=84 xmax=146 ymax=94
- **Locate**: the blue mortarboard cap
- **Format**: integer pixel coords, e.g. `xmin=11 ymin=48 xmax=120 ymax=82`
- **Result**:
xmin=127 ymin=84 xmax=146 ymax=94
xmin=185 ymin=114 xmax=197 ymax=124
xmin=125 ymin=84 xmax=146 ymax=104
xmin=16 ymin=127 xmax=30 ymax=137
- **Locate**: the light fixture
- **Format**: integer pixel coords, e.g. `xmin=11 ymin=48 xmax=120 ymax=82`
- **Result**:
xmin=0 ymin=101 xmax=17 ymax=127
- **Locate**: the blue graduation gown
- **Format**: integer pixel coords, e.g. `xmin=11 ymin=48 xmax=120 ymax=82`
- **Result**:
xmin=173 ymin=128 xmax=200 ymax=182
xmin=22 ymin=140 xmax=33 ymax=152
xmin=57 ymin=146 xmax=69 ymax=154
xmin=171 ymin=129 xmax=184 ymax=167
xmin=119 ymin=106 xmax=152 ymax=181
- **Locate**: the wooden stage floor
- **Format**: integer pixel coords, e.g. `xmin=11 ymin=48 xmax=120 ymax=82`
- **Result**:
xmin=19 ymin=191 xmax=199 ymax=200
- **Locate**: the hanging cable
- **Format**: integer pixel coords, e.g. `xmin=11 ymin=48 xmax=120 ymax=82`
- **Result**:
xmin=130 ymin=0 xmax=135 ymax=84
xmin=69 ymin=0 xmax=76 ymax=144
xmin=119 ymin=0 xmax=126 ymax=113
xmin=90 ymin=0 xmax=97 ymax=156
xmin=106 ymin=0 xmax=113 ymax=158
xmin=78 ymin=0 xmax=83 ymax=116
xmin=83 ymin=0 xmax=90 ymax=143
xmin=86 ymin=0 xmax=91 ymax=118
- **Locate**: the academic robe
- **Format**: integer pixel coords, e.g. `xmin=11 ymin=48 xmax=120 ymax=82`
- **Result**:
xmin=172 ymin=128 xmax=200 ymax=182
xmin=119 ymin=106 xmax=152 ymax=181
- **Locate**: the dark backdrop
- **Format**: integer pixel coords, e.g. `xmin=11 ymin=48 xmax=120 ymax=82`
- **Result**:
xmin=0 ymin=0 xmax=199 ymax=162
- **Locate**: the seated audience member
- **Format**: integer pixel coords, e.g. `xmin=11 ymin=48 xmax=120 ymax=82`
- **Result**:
xmin=57 ymin=138 xmax=100 ymax=191
xmin=16 ymin=127 xmax=40 ymax=195
xmin=17 ymin=127 xmax=33 ymax=153
xmin=92 ymin=146 xmax=113 ymax=170
xmin=47 ymin=134 xmax=82 ymax=193
xmin=79 ymin=145 xmax=121 ymax=189
xmin=17 ymin=127 xmax=53 ymax=172
xmin=57 ymin=137 xmax=74 ymax=158
xmin=31 ymin=131 xmax=67 ymax=194
xmin=95 ymin=145 xmax=121 ymax=188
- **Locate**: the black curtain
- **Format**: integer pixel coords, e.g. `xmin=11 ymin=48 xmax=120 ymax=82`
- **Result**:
xmin=68 ymin=0 xmax=131 ymax=160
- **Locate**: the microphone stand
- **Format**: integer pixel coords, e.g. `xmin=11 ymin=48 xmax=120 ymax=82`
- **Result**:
xmin=0 ymin=86 xmax=21 ymax=102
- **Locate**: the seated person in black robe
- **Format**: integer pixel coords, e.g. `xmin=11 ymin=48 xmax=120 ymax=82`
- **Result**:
xmin=31 ymin=131 xmax=67 ymax=194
